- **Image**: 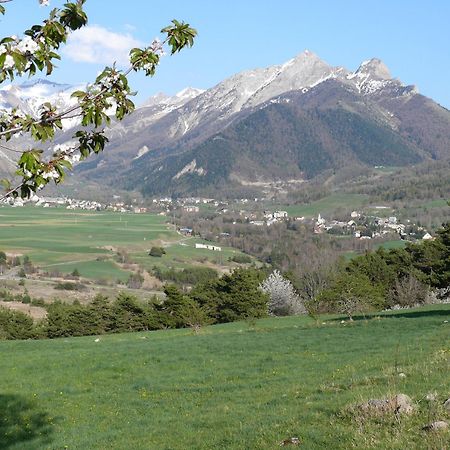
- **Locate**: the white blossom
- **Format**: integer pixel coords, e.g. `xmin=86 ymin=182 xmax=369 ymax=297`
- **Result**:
xmin=150 ymin=38 xmax=166 ymax=56
xmin=260 ymin=270 xmax=307 ymax=316
xmin=41 ymin=168 xmax=60 ymax=180
xmin=17 ymin=36 xmax=39 ymax=54
xmin=3 ymin=55 xmax=15 ymax=69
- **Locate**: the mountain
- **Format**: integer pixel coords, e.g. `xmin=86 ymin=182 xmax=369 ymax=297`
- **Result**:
xmin=76 ymin=51 xmax=351 ymax=180
xmin=0 ymin=80 xmax=202 ymax=179
xmin=0 ymin=79 xmax=86 ymax=179
xmin=76 ymin=51 xmax=449 ymax=197
xmin=2 ymin=53 xmax=450 ymax=198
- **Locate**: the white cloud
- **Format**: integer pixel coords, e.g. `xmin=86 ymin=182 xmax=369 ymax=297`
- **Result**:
xmin=63 ymin=25 xmax=143 ymax=66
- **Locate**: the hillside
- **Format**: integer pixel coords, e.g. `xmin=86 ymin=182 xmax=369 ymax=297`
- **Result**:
xmin=1 ymin=305 xmax=449 ymax=449
xmin=2 ymin=53 xmax=450 ymax=198
xmin=127 ymin=81 xmax=426 ymax=196
xmin=73 ymin=53 xmax=450 ymax=197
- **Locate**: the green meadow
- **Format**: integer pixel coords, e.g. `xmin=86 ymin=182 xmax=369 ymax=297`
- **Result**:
xmin=279 ymin=193 xmax=368 ymax=218
xmin=0 ymin=206 xmax=248 ymax=280
xmin=0 ymin=305 xmax=448 ymax=449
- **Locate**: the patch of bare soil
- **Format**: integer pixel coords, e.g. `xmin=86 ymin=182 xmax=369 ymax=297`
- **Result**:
xmin=0 ymin=301 xmax=47 ymax=319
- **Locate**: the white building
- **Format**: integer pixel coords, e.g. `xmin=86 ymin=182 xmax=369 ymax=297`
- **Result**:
xmin=195 ymin=243 xmax=222 ymax=251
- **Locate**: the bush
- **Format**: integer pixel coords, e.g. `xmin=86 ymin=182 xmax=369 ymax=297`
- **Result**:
xmin=157 ymin=285 xmax=203 ymax=328
xmin=111 ymin=293 xmax=156 ymax=332
xmin=54 ymin=282 xmax=86 ymax=291
xmin=0 ymin=307 xmax=36 ymax=340
xmin=315 ymin=272 xmax=386 ymax=318
xmin=127 ymin=272 xmax=144 ymax=289
xmin=152 ymin=266 xmax=218 ymax=286
xmin=191 ymin=268 xmax=268 ymax=323
xmin=388 ymin=275 xmax=431 ymax=308
xmin=149 ymin=246 xmax=166 ymax=257
xmin=229 ymin=254 xmax=252 ymax=264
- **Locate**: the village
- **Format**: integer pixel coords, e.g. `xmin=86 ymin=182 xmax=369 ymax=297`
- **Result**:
xmin=1 ymin=193 xmax=434 ymax=243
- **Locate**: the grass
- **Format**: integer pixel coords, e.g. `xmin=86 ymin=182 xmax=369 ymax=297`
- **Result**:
xmin=0 ymin=305 xmax=449 ymax=449
xmin=279 ymin=194 xmax=368 ymax=217
xmin=375 ymin=240 xmax=407 ymax=250
xmin=0 ymin=206 xmax=247 ymax=280
xmin=422 ymin=199 xmax=449 ymax=208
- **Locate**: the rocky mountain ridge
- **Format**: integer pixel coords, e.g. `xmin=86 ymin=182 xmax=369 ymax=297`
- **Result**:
xmin=1 ymin=51 xmax=449 ymax=197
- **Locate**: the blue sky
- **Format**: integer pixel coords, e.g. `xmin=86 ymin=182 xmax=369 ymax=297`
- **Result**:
xmin=1 ymin=0 xmax=449 ymax=108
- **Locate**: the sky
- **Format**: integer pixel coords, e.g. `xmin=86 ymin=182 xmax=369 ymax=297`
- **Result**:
xmin=1 ymin=0 xmax=449 ymax=108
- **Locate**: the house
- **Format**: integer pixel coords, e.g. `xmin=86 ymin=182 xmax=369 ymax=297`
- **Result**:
xmin=273 ymin=210 xmax=288 ymax=219
xmin=183 ymin=205 xmax=200 ymax=213
xmin=316 ymin=213 xmax=325 ymax=225
xmin=195 ymin=243 xmax=222 ymax=251
xmin=388 ymin=216 xmax=398 ymax=224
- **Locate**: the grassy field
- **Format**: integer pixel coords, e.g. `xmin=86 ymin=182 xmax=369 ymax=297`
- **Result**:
xmin=279 ymin=194 xmax=368 ymax=218
xmin=375 ymin=240 xmax=407 ymax=250
xmin=0 ymin=206 xmax=247 ymax=280
xmin=0 ymin=305 xmax=449 ymax=449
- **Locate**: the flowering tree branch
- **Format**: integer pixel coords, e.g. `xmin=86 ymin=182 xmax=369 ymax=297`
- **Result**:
xmin=0 ymin=1 xmax=197 ymax=200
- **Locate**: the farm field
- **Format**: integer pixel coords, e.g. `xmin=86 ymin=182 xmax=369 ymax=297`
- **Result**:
xmin=278 ymin=193 xmax=368 ymax=218
xmin=0 ymin=206 xmax=248 ymax=281
xmin=0 ymin=304 xmax=449 ymax=449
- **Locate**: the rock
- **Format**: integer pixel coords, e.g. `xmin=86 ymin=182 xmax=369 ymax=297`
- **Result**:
xmin=444 ymin=398 xmax=450 ymax=411
xmin=398 ymin=372 xmax=406 ymax=378
xmin=359 ymin=393 xmax=414 ymax=415
xmin=394 ymin=394 xmax=414 ymax=414
xmin=280 ymin=437 xmax=301 ymax=446
xmin=423 ymin=421 xmax=449 ymax=432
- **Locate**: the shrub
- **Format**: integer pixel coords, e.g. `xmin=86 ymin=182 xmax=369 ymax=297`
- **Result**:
xmin=54 ymin=282 xmax=86 ymax=291
xmin=127 ymin=272 xmax=144 ymax=289
xmin=149 ymin=246 xmax=166 ymax=257
xmin=191 ymin=268 xmax=268 ymax=323
xmin=0 ymin=307 xmax=36 ymax=340
xmin=388 ymin=275 xmax=431 ymax=308
xmin=152 ymin=266 xmax=218 ymax=286
xmin=229 ymin=254 xmax=252 ymax=264
xmin=111 ymin=293 xmax=157 ymax=332
xmin=315 ymin=272 xmax=386 ymax=318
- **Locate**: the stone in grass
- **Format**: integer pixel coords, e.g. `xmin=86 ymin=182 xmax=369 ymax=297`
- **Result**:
xmin=422 ymin=421 xmax=449 ymax=432
xmin=360 ymin=393 xmax=414 ymax=415
xmin=279 ymin=437 xmax=301 ymax=446
xmin=444 ymin=398 xmax=450 ymax=411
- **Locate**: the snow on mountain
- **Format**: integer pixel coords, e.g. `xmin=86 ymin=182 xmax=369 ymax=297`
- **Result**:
xmin=169 ymin=50 xmax=349 ymax=138
xmin=106 ymin=87 xmax=204 ymax=141
xmin=345 ymin=57 xmax=416 ymax=96
xmin=0 ymin=79 xmax=86 ymax=129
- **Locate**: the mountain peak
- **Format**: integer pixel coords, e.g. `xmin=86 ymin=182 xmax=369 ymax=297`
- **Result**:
xmin=356 ymin=58 xmax=391 ymax=79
